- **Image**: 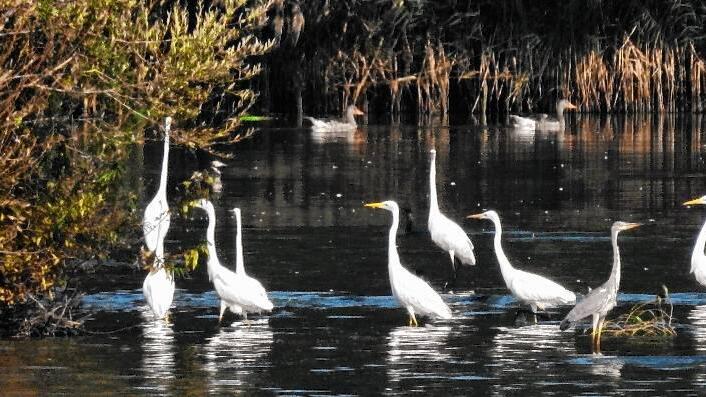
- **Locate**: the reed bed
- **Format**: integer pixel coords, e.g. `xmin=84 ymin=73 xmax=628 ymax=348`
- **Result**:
xmin=269 ymin=0 xmax=706 ymax=118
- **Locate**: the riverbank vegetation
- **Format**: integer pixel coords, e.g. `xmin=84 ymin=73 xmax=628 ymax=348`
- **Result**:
xmin=264 ymin=0 xmax=706 ymax=118
xmin=0 ymin=0 xmax=270 ymax=326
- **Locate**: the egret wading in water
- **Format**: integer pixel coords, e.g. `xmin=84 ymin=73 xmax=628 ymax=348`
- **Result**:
xmin=684 ymin=196 xmax=706 ymax=287
xmin=560 ymin=221 xmax=641 ymax=352
xmin=305 ymin=104 xmax=364 ymax=132
xmin=142 ymin=217 xmax=175 ymax=321
xmin=143 ymin=117 xmax=172 ymax=253
xmin=193 ymin=199 xmax=273 ymax=323
xmin=467 ymin=210 xmax=575 ymax=320
xmin=365 ymin=200 xmax=452 ymax=326
xmin=428 ymin=149 xmax=475 ymax=287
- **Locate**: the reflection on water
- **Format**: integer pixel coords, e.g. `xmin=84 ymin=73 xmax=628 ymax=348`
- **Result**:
xmin=202 ymin=321 xmax=273 ymax=392
xmin=386 ymin=325 xmax=452 ymax=394
xmin=139 ymin=311 xmax=175 ymax=395
xmin=13 ymin=115 xmax=706 ymax=395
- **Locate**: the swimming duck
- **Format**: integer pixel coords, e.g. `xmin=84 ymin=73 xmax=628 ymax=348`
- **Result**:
xmin=510 ymin=100 xmax=577 ymax=131
xmin=305 ymin=105 xmax=364 ymax=132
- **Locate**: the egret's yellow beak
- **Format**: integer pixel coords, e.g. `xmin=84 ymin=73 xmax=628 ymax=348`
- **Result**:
xmin=624 ymin=222 xmax=642 ymax=230
xmin=466 ymin=213 xmax=484 ymax=219
xmin=684 ymin=197 xmax=706 ymax=206
xmin=365 ymin=202 xmax=384 ymax=209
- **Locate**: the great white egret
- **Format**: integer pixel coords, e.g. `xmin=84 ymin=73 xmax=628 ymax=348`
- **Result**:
xmin=467 ymin=210 xmax=575 ymax=317
xmin=510 ymin=100 xmax=577 ymax=131
xmin=305 ymin=105 xmax=364 ymax=132
xmin=684 ymin=196 xmax=706 ymax=287
xmin=143 ymin=117 xmax=172 ymax=253
xmin=142 ymin=220 xmax=175 ymax=321
xmin=365 ymin=200 xmax=453 ymax=326
xmin=559 ymin=221 xmax=641 ymax=351
xmin=193 ymin=199 xmax=274 ymax=323
xmin=428 ymin=149 xmax=475 ymax=286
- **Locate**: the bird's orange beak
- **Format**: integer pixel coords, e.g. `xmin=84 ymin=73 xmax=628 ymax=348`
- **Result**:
xmin=466 ymin=213 xmax=484 ymax=219
xmin=352 ymin=106 xmax=365 ymax=116
xmin=624 ymin=222 xmax=641 ymax=230
xmin=565 ymin=102 xmax=578 ymax=110
xmin=684 ymin=197 xmax=706 ymax=206
xmin=364 ymin=202 xmax=384 ymax=209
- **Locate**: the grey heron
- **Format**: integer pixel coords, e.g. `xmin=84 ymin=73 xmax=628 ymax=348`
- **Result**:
xmin=559 ymin=221 xmax=641 ymax=351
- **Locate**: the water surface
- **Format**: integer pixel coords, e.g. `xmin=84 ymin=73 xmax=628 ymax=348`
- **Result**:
xmin=3 ymin=115 xmax=706 ymax=395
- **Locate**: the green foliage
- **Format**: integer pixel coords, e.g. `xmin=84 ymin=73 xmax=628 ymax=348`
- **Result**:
xmin=0 ymin=0 xmax=271 ymax=306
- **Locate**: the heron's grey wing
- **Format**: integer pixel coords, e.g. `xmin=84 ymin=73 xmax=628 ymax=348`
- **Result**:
xmin=562 ymin=285 xmax=611 ymax=324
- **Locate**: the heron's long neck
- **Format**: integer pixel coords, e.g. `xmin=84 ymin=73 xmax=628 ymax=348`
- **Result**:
xmin=388 ymin=208 xmax=402 ymax=268
xmin=235 ymin=213 xmax=245 ymax=275
xmin=429 ymin=154 xmax=440 ymax=218
xmin=157 ymin=131 xmax=169 ymax=197
xmin=692 ymin=219 xmax=706 ymax=273
xmin=205 ymin=206 xmax=221 ymax=278
xmin=490 ymin=217 xmax=514 ymax=281
xmin=609 ymin=230 xmax=621 ymax=291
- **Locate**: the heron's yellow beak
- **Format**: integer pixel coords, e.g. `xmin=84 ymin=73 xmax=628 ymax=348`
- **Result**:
xmin=565 ymin=102 xmax=578 ymax=110
xmin=684 ymin=197 xmax=706 ymax=206
xmin=466 ymin=213 xmax=484 ymax=219
xmin=352 ymin=106 xmax=365 ymax=116
xmin=364 ymin=202 xmax=384 ymax=209
xmin=624 ymin=222 xmax=641 ymax=230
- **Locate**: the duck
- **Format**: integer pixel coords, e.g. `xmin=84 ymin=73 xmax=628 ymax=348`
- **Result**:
xmin=509 ymin=100 xmax=577 ymax=131
xmin=305 ymin=105 xmax=364 ymax=132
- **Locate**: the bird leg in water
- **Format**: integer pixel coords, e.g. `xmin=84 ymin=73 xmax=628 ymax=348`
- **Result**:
xmin=595 ymin=318 xmax=606 ymax=352
xmin=408 ymin=312 xmax=419 ymax=327
xmin=444 ymin=252 xmax=458 ymax=290
xmin=219 ymin=301 xmax=227 ymax=323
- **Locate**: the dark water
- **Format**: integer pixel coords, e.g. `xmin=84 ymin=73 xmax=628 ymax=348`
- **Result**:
xmin=4 ymin=115 xmax=706 ymax=395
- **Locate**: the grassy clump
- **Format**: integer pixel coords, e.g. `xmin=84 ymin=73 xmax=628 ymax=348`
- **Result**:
xmin=602 ymin=287 xmax=676 ymax=338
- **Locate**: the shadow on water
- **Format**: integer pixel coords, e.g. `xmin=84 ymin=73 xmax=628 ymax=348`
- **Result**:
xmin=6 ymin=115 xmax=706 ymax=394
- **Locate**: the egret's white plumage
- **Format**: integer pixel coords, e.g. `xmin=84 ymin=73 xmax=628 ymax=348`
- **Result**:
xmin=467 ymin=210 xmax=575 ymax=314
xmin=366 ymin=200 xmax=452 ymax=326
xmin=684 ymin=196 xmax=706 ymax=286
xmin=428 ymin=149 xmax=475 ymax=283
xmin=210 ymin=160 xmax=226 ymax=193
xmin=194 ymin=199 xmax=274 ymax=322
xmin=143 ymin=117 xmax=172 ymax=252
xmin=305 ymin=105 xmax=364 ymax=132
xmin=559 ymin=221 xmax=641 ymax=351
xmin=142 ymin=221 xmax=175 ymax=320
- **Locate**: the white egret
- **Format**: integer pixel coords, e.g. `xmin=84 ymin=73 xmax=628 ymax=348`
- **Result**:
xmin=467 ymin=210 xmax=575 ymax=317
xmin=559 ymin=221 xmax=641 ymax=351
xmin=365 ymin=200 xmax=452 ymax=326
xmin=428 ymin=149 xmax=475 ymax=286
xmin=143 ymin=117 xmax=172 ymax=253
xmin=142 ymin=215 xmax=175 ymax=321
xmin=510 ymin=99 xmax=577 ymax=131
xmin=684 ymin=196 xmax=706 ymax=287
xmin=305 ymin=105 xmax=364 ymax=132
xmin=193 ymin=199 xmax=274 ymax=323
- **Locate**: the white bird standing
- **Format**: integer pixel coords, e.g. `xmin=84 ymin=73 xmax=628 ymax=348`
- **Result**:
xmin=684 ymin=195 xmax=706 ymax=287
xmin=193 ymin=199 xmax=274 ymax=323
xmin=428 ymin=149 xmax=475 ymax=286
xmin=467 ymin=210 xmax=575 ymax=316
xmin=305 ymin=105 xmax=364 ymax=132
xmin=560 ymin=221 xmax=641 ymax=352
xmin=142 ymin=217 xmax=175 ymax=321
xmin=509 ymin=99 xmax=577 ymax=131
xmin=143 ymin=117 xmax=172 ymax=253
xmin=365 ymin=200 xmax=452 ymax=326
